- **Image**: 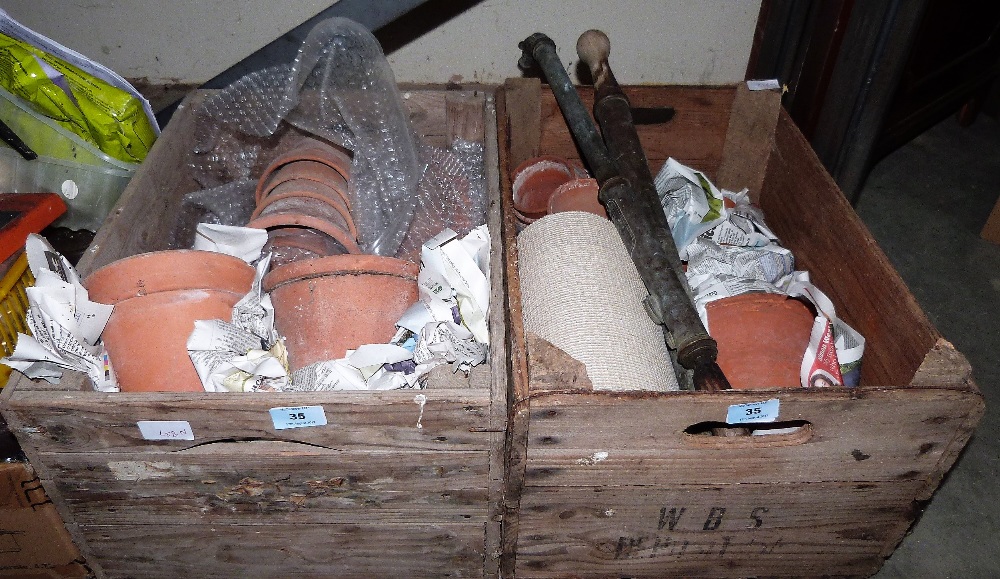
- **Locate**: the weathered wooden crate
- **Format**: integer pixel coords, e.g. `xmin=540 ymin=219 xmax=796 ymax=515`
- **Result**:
xmin=497 ymin=78 xmax=984 ymax=578
xmin=0 ymin=87 xmax=507 ymax=578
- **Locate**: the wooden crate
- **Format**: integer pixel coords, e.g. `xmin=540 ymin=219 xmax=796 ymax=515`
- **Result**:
xmin=497 ymin=78 xmax=984 ymax=578
xmin=0 ymin=88 xmax=507 ymax=579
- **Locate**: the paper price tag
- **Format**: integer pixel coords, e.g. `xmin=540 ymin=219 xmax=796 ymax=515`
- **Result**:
xmin=746 ymin=79 xmax=781 ymax=91
xmin=137 ymin=420 xmax=195 ymax=441
xmin=726 ymin=399 xmax=780 ymax=424
xmin=270 ymin=405 xmax=327 ymax=430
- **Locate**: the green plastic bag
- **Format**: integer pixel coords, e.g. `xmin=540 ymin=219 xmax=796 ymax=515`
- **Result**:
xmin=0 ymin=31 xmax=156 ymax=163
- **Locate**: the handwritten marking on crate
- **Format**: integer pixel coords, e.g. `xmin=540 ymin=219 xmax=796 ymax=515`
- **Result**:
xmin=137 ymin=420 xmax=194 ymax=441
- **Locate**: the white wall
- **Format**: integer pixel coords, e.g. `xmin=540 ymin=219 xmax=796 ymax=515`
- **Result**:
xmin=1 ymin=0 xmax=760 ymax=86
xmin=388 ymin=0 xmax=762 ymax=85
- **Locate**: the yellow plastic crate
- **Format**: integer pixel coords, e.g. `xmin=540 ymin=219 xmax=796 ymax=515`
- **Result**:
xmin=0 ymin=252 xmax=33 ymax=386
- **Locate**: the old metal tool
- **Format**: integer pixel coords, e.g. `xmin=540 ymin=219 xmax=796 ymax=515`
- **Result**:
xmin=518 ymin=31 xmax=730 ymax=391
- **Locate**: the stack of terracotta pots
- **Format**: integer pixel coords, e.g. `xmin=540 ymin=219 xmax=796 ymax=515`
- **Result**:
xmin=84 ymin=250 xmax=256 ymax=392
xmin=249 ymin=137 xmax=360 ymax=267
xmin=251 ymin=136 xmax=420 ymax=373
xmin=511 ymin=155 xmax=605 ymax=227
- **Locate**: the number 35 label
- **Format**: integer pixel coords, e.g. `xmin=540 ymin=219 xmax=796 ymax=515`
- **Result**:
xmin=726 ymin=399 xmax=780 ymax=424
xmin=270 ymin=405 xmax=328 ymax=430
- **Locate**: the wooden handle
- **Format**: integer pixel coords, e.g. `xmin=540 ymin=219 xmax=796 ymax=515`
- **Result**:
xmin=576 ymin=29 xmax=611 ymax=80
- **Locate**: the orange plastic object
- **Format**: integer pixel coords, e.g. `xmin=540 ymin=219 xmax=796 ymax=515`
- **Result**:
xmin=0 ymin=193 xmax=67 ymax=264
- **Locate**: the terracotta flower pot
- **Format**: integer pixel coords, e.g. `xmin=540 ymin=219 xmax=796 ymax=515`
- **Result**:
xmin=252 ymin=179 xmax=353 ymax=233
xmin=247 ymin=195 xmax=361 ymax=255
xmin=511 ymin=155 xmax=577 ymax=223
xmin=264 ymin=227 xmax=349 ymax=268
xmin=705 ymin=292 xmax=816 ymax=390
xmin=548 ymin=178 xmax=607 ymax=218
xmin=264 ymin=254 xmax=419 ymax=371
xmin=255 ymin=138 xmax=352 ymax=205
xmin=259 ymin=160 xmax=350 ymax=206
xmin=84 ymin=250 xmax=255 ymax=392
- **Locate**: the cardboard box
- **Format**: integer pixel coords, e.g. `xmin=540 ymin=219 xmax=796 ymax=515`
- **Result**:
xmin=1 ymin=88 xmax=507 ymax=578
xmin=497 ymin=79 xmax=984 ymax=578
xmin=0 ymin=461 xmax=89 ymax=578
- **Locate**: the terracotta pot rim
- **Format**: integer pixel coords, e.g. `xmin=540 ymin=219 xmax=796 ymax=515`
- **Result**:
xmin=258 ymin=160 xmax=351 ymax=208
xmin=252 ymin=183 xmax=356 ymax=238
xmin=248 ymin=213 xmax=362 ymax=255
xmin=706 ymin=291 xmax=808 ymax=310
xmin=84 ymin=249 xmax=254 ymax=305
xmin=263 ymin=254 xmax=418 ymax=292
xmin=262 ymin=167 xmax=352 ymax=211
xmin=255 ymin=139 xmax=352 ymax=204
xmin=511 ymin=155 xmax=576 ymax=216
xmin=514 ymin=207 xmax=543 ymax=224
xmin=548 ymin=177 xmax=607 ymax=218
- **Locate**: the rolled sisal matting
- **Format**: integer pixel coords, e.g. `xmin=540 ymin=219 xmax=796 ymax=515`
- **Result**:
xmin=517 ymin=211 xmax=679 ymax=391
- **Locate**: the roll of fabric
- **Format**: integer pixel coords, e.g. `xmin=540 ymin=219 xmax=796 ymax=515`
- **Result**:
xmin=517 ymin=211 xmax=679 ymax=391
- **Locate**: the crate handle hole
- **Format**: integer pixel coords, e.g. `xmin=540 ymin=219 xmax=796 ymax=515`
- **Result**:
xmin=682 ymin=420 xmax=812 ymax=447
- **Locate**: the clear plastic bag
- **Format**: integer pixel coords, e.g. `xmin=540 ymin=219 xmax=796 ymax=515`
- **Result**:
xmin=187 ymin=17 xmax=488 ymax=260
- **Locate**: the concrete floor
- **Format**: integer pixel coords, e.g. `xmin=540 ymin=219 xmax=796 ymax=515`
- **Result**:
xmin=856 ymin=113 xmax=1000 ymax=578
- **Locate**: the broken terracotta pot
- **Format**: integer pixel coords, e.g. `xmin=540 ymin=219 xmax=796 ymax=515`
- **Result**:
xmin=264 ymin=254 xmax=419 ymax=371
xmin=84 ymin=250 xmax=255 ymax=393
xmin=705 ymin=292 xmax=816 ymax=390
xmin=511 ymin=155 xmax=577 ymax=224
xmin=255 ymin=137 xmax=353 ymax=205
xmin=548 ymin=178 xmax=607 ymax=218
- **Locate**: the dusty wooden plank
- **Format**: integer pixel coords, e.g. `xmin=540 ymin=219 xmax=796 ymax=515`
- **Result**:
xmin=5 ymin=390 xmax=491 ymax=454
xmin=716 ymin=82 xmax=782 ymax=200
xmin=40 ymin=446 xmax=487 ymax=526
xmin=481 ymin=92 xmax=505 ymax=579
xmin=514 ymin=481 xmax=921 ymax=578
xmin=760 ymin=111 xmax=939 ymax=387
xmin=917 ymin=378 xmax=985 ymax=501
xmin=909 ymin=338 xmax=975 ymax=388
xmin=521 ymin=388 xmax=980 ymax=487
xmin=537 ymin=86 xmax=735 ymax=178
xmin=80 ymin=522 xmax=485 ymax=579
xmin=496 ymin=80 xmax=537 ymax=578
xmin=503 ymin=78 xmax=541 ymax=169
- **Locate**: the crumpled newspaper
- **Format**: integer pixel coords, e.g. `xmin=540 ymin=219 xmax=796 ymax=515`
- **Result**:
xmin=290 ymin=224 xmax=491 ymax=391
xmin=185 ymin=224 xmax=290 ymax=392
xmin=655 ymin=158 xmax=865 ymax=387
xmin=1 ymin=234 xmax=118 ymax=391
xmin=655 ymin=157 xmax=729 ymax=260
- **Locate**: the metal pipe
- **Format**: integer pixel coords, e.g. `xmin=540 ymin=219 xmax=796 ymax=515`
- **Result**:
xmin=519 ymin=31 xmax=730 ymax=391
